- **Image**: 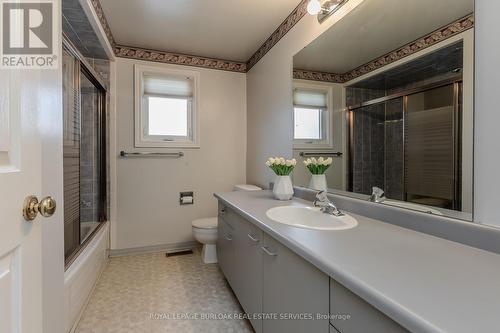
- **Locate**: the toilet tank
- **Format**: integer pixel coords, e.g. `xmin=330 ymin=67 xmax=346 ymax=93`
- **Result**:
xmin=233 ymin=184 xmax=262 ymax=191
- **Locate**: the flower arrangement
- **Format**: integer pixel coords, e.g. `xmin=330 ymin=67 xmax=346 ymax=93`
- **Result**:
xmin=303 ymin=157 xmax=333 ymax=175
xmin=265 ymin=157 xmax=297 ymax=176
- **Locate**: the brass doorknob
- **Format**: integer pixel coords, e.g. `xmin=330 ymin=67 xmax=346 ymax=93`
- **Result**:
xmin=23 ymin=195 xmax=57 ymax=221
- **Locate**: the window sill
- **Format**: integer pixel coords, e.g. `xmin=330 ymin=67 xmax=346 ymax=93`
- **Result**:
xmin=293 ymin=143 xmax=333 ymax=150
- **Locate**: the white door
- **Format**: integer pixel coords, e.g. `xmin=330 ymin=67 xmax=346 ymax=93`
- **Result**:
xmin=0 ymin=36 xmax=64 ymax=333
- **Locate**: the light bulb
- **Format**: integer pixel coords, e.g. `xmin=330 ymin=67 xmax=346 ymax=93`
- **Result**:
xmin=307 ymin=0 xmax=322 ymax=15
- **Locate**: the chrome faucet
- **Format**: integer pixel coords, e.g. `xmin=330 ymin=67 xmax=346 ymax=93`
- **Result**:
xmin=313 ymin=191 xmax=344 ymax=216
xmin=369 ymin=187 xmax=386 ymax=203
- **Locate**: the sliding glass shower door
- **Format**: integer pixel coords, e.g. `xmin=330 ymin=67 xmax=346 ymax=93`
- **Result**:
xmin=405 ymin=84 xmax=460 ymax=210
xmin=348 ymin=82 xmax=462 ymax=210
xmin=63 ymin=45 xmax=107 ymax=263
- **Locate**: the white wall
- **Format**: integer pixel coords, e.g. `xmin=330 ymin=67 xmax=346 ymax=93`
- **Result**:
xmin=113 ymin=58 xmax=247 ymax=250
xmin=247 ymin=0 xmax=499 ymax=227
xmin=246 ymin=0 xmax=365 ymax=189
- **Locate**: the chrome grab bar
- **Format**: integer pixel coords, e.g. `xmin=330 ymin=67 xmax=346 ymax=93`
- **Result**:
xmin=224 ymin=234 xmax=232 ymax=241
xmin=299 ymin=152 xmax=342 ymax=157
xmin=120 ymin=151 xmax=184 ymax=158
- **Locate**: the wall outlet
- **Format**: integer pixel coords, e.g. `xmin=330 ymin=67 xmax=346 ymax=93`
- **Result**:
xmin=180 ymin=192 xmax=194 ymax=205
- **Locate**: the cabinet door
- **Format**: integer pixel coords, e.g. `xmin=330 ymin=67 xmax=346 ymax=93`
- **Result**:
xmin=262 ymin=233 xmax=329 ymax=333
xmin=217 ymin=212 xmax=237 ymax=288
xmin=234 ymin=217 xmax=263 ymax=333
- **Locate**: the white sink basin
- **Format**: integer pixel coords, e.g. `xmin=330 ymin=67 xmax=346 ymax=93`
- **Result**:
xmin=266 ymin=206 xmax=358 ymax=231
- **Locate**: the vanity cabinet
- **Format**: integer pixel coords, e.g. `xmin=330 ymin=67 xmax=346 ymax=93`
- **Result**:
xmin=217 ymin=202 xmax=407 ymax=333
xmin=218 ymin=204 xmax=329 ymax=333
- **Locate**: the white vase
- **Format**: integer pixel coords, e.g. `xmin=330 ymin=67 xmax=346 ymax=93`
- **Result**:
xmin=273 ymin=175 xmax=294 ymax=200
xmin=308 ymin=174 xmax=327 ymax=191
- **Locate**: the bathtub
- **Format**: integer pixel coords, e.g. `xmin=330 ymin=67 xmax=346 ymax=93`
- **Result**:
xmin=64 ymin=222 xmax=109 ymax=332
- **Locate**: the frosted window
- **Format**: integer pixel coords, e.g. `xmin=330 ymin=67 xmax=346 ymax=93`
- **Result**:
xmin=135 ymin=65 xmax=199 ymax=147
xmin=294 ymin=107 xmax=321 ymax=140
xmin=147 ymin=97 xmax=188 ymax=137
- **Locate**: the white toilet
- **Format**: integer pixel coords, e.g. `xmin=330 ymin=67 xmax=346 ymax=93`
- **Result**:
xmin=192 ymin=184 xmax=262 ymax=264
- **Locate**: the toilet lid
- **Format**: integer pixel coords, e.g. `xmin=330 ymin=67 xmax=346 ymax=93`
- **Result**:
xmin=192 ymin=217 xmax=218 ymax=229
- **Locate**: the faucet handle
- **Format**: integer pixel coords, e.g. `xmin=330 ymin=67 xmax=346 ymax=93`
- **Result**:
xmin=370 ymin=187 xmax=386 ymax=202
xmin=372 ymin=187 xmax=385 ymax=196
xmin=316 ymin=190 xmax=329 ymax=202
xmin=373 ymin=187 xmax=385 ymax=198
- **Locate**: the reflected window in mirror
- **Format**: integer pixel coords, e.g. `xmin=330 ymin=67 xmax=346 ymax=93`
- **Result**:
xmin=293 ymin=85 xmax=332 ymax=149
xmin=291 ymin=0 xmax=474 ymax=220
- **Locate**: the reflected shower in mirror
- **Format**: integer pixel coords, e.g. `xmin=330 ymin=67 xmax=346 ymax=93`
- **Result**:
xmin=291 ymin=0 xmax=474 ymax=220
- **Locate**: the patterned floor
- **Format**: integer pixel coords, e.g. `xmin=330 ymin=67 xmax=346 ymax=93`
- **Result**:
xmin=75 ymin=250 xmax=254 ymax=333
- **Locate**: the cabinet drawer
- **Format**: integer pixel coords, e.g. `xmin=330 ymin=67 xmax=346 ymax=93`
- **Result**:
xmin=330 ymin=279 xmax=409 ymax=333
xmin=217 ymin=217 xmax=236 ymax=287
xmin=218 ymin=203 xmax=233 ymax=228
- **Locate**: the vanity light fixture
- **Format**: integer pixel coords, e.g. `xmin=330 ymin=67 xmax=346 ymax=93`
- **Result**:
xmin=307 ymin=0 xmax=350 ymax=23
xmin=307 ymin=0 xmax=322 ymax=15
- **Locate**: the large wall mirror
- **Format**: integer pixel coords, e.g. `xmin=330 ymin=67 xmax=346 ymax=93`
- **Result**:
xmin=292 ymin=0 xmax=474 ymax=220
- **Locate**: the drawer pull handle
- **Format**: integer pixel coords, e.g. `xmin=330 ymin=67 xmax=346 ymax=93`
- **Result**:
xmin=247 ymin=234 xmax=259 ymax=242
xmin=224 ymin=234 xmax=232 ymax=241
xmin=261 ymin=246 xmax=277 ymax=256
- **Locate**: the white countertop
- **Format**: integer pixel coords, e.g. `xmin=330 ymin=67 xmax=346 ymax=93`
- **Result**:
xmin=214 ymin=190 xmax=500 ymax=333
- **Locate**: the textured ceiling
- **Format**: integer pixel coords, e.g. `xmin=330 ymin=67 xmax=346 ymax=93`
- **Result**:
xmin=100 ymin=0 xmax=301 ymax=62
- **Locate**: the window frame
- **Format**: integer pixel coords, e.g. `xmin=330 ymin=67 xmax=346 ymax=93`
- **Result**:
xmin=134 ymin=64 xmax=200 ymax=148
xmin=293 ymin=82 xmax=333 ymax=149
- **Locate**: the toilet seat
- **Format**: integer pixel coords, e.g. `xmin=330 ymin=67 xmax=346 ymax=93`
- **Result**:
xmin=192 ymin=217 xmax=218 ymax=229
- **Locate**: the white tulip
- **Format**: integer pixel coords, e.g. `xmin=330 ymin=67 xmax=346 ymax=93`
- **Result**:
xmin=318 ymin=157 xmax=324 ymax=164
xmin=326 ymin=157 xmax=333 ymax=165
xmin=280 ymin=157 xmax=286 ymax=165
xmin=285 ymin=160 xmax=292 ymax=167
xmin=269 ymin=157 xmax=275 ymax=164
xmin=311 ymin=157 xmax=317 ymax=164
xmin=291 ymin=159 xmax=297 ymax=166
xmin=303 ymin=160 xmax=309 ymax=166
xmin=265 ymin=160 xmax=271 ymax=167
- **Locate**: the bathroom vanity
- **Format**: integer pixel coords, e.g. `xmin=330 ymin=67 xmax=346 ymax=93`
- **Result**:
xmin=215 ymin=190 xmax=500 ymax=333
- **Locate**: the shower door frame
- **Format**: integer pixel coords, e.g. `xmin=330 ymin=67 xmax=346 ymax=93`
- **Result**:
xmin=346 ymin=76 xmax=463 ymax=209
xmin=63 ymin=35 xmax=108 ymax=268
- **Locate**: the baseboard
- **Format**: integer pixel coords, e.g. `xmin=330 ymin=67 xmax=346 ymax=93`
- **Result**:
xmin=109 ymin=241 xmax=200 ymax=257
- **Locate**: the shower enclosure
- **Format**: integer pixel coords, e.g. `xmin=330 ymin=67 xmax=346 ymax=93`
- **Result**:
xmin=346 ymin=41 xmax=465 ymax=211
xmin=347 ymin=81 xmax=462 ymax=211
xmin=63 ymin=40 xmax=107 ymax=263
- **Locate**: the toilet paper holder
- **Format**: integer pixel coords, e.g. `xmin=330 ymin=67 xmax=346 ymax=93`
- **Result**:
xmin=180 ymin=192 xmax=194 ymax=205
